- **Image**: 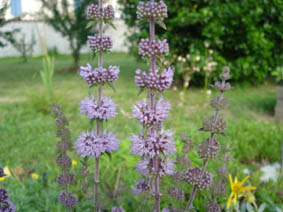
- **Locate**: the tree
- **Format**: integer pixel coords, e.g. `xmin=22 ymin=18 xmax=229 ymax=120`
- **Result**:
xmin=41 ymin=0 xmax=96 ymax=71
xmin=0 ymin=0 xmax=20 ymax=47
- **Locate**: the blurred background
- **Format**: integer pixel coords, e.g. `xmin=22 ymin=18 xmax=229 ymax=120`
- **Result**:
xmin=0 ymin=0 xmax=282 ymax=211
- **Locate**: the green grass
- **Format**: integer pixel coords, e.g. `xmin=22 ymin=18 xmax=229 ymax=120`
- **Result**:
xmin=0 ymin=53 xmax=282 ymax=211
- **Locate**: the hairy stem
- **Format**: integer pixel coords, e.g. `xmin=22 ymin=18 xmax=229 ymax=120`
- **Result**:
xmin=149 ymin=12 xmax=160 ymax=212
xmin=94 ymin=157 xmax=100 ymax=210
xmin=93 ymin=0 xmax=103 ymax=210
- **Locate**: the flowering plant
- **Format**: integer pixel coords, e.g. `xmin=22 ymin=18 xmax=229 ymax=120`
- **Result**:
xmin=131 ymin=1 xmax=175 ymax=211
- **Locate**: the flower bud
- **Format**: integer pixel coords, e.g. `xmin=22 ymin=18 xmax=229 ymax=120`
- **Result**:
xmin=198 ymin=138 xmax=220 ymax=159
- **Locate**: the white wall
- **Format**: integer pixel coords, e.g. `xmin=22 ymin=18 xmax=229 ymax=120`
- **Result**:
xmin=0 ymin=19 xmax=129 ymax=57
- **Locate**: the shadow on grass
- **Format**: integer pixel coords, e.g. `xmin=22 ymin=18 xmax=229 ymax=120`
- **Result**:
xmin=244 ymin=95 xmax=276 ymax=115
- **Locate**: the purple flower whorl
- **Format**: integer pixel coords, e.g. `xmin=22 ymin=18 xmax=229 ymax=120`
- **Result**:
xmin=136 ymin=157 xmax=174 ymax=177
xmin=139 ymin=38 xmax=169 ymax=57
xmin=133 ymin=98 xmax=170 ymax=127
xmin=80 ymin=95 xmax=117 ymax=120
xmin=58 ymin=192 xmax=78 ymax=209
xmin=76 ymin=130 xmax=119 ymax=158
xmin=137 ymin=0 xmax=168 ymax=21
xmin=88 ymin=35 xmax=113 ymax=52
xmin=80 ymin=64 xmax=120 ymax=85
xmin=87 ymin=4 xmax=115 ymax=22
xmin=185 ymin=167 xmax=212 ymax=190
xmin=135 ymin=67 xmax=174 ymax=91
xmin=131 ymin=130 xmax=176 ymax=158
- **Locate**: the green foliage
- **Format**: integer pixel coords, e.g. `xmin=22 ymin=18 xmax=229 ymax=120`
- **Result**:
xmin=0 ymin=54 xmax=282 ymax=211
xmin=272 ymin=66 xmax=283 ymax=83
xmin=118 ymin=0 xmax=283 ymax=84
xmin=40 ymin=54 xmax=55 ymax=99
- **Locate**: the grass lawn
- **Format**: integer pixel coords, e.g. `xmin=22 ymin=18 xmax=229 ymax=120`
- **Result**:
xmin=0 ymin=53 xmax=282 ymax=211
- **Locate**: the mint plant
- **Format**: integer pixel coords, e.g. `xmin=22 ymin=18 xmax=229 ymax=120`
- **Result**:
xmin=53 ymin=104 xmax=77 ymax=211
xmin=130 ymin=1 xmax=175 ymax=211
xmin=75 ymin=0 xmax=120 ymax=211
xmin=185 ymin=67 xmax=231 ymax=210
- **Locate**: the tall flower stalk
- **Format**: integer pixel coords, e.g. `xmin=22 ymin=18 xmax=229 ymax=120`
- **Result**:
xmin=185 ymin=67 xmax=231 ymax=210
xmin=131 ymin=1 xmax=175 ymax=211
xmin=76 ymin=1 xmax=120 ymax=210
xmin=53 ymin=104 xmax=77 ymax=211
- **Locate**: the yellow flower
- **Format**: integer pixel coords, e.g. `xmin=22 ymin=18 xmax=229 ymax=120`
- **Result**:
xmin=31 ymin=173 xmax=39 ymax=180
xmin=72 ymin=160 xmax=78 ymax=166
xmin=0 ymin=166 xmax=11 ymax=181
xmin=227 ymin=174 xmax=256 ymax=209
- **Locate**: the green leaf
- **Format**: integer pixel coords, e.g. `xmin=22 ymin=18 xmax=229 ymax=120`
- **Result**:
xmin=258 ymin=203 xmax=266 ymax=212
xmin=87 ymin=20 xmax=96 ymax=29
xmin=156 ymin=20 xmax=167 ymax=30
xmin=246 ymin=202 xmax=254 ymax=212
xmin=107 ymin=82 xmax=116 ymax=92
xmin=105 ymin=20 xmax=116 ymax=30
xmin=88 ymin=84 xmax=97 ymax=96
xmin=105 ymin=152 xmax=112 ymax=161
xmin=137 ymin=88 xmax=145 ymax=96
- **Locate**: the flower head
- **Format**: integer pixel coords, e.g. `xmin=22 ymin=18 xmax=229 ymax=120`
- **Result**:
xmin=76 ymin=130 xmax=119 ymax=158
xmin=0 ymin=188 xmax=8 ymax=202
xmin=80 ymin=64 xmax=119 ymax=86
xmin=111 ymin=206 xmax=125 ymax=212
xmin=57 ymin=173 xmax=76 ymax=186
xmin=137 ymin=1 xmax=168 ymax=21
xmin=87 ymin=4 xmax=115 ymax=22
xmin=135 ymin=67 xmax=174 ymax=91
xmin=31 ymin=173 xmax=39 ymax=180
xmin=139 ymin=38 xmax=169 ymax=57
xmin=185 ymin=167 xmax=212 ymax=189
xmin=136 ymin=157 xmax=174 ymax=176
xmin=59 ymin=191 xmax=78 ymax=209
xmin=131 ymin=130 xmax=175 ymax=158
xmin=133 ymin=98 xmax=170 ymax=127
xmin=72 ymin=160 xmax=78 ymax=166
xmin=205 ymin=201 xmax=221 ymax=212
xmin=80 ymin=95 xmax=117 ymax=120
xmin=227 ymin=174 xmax=256 ymax=209
xmin=198 ymin=138 xmax=220 ymax=160
xmin=133 ymin=178 xmax=150 ymax=194
xmin=88 ymin=35 xmax=113 ymax=52
xmin=0 ymin=167 xmax=11 ymax=181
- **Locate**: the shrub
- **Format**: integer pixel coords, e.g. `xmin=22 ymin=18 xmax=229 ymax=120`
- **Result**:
xmin=118 ymin=0 xmax=283 ymax=84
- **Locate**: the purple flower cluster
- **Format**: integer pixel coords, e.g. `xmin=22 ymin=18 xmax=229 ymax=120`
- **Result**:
xmin=80 ymin=64 xmax=120 ymax=85
xmin=53 ymin=104 xmax=77 ymax=210
xmin=135 ymin=67 xmax=174 ymax=91
xmin=133 ymin=98 xmax=170 ymax=127
xmin=87 ymin=4 xmax=115 ymax=22
xmin=0 ymin=188 xmax=16 ymax=212
xmin=133 ymin=178 xmax=150 ymax=194
xmin=76 ymin=130 xmax=119 ymax=158
xmin=131 ymin=130 xmax=176 ymax=158
xmin=136 ymin=157 xmax=174 ymax=176
xmin=80 ymin=95 xmax=117 ymax=120
xmin=59 ymin=192 xmax=78 ymax=209
xmin=137 ymin=0 xmax=167 ymax=21
xmin=56 ymin=173 xmax=76 ymax=186
xmin=139 ymin=38 xmax=169 ymax=57
xmin=88 ymin=35 xmax=113 ymax=52
xmin=185 ymin=167 xmax=212 ymax=189
xmin=111 ymin=207 xmax=125 ymax=212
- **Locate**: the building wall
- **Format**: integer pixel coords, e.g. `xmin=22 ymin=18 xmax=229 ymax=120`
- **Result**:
xmin=0 ymin=0 xmax=129 ymax=57
xmin=0 ymin=19 xmax=129 ymax=57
